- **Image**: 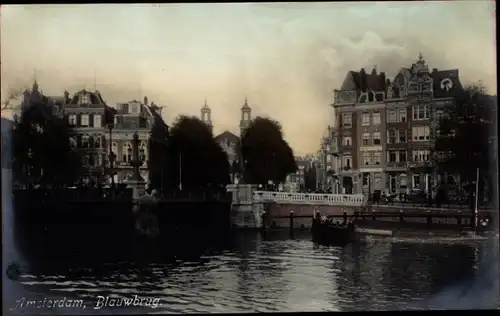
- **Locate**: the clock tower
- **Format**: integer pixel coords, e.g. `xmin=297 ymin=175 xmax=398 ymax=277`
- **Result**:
xmin=200 ymin=97 xmax=213 ymax=133
xmin=240 ymin=98 xmax=252 ymax=137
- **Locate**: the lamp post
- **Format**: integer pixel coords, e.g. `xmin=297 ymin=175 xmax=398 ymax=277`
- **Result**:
xmin=107 ymin=124 xmax=116 ymax=191
xmin=129 ymin=132 xmax=144 ymax=182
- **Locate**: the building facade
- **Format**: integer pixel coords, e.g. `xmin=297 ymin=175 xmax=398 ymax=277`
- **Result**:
xmin=331 ymin=54 xmax=463 ymax=195
xmin=202 ymin=98 xmax=253 ymax=184
xmin=283 ymin=156 xmax=309 ymax=192
xmin=110 ymin=97 xmax=163 ymax=184
xmin=63 ymin=89 xmax=114 ymax=185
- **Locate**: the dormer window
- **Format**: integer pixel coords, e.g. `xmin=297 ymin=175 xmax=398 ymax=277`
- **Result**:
xmin=79 ymin=93 xmax=91 ymax=105
xmin=367 ymin=91 xmax=374 ymax=102
xmin=130 ymin=103 xmax=139 ymax=114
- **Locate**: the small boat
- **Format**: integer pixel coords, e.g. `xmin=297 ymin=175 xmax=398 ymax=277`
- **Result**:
xmin=312 ymin=216 xmax=355 ymax=246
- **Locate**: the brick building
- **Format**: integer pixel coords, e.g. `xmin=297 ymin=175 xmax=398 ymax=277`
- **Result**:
xmin=331 ymin=54 xmax=463 ymax=196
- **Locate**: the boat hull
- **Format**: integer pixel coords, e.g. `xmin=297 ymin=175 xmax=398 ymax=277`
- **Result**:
xmin=312 ymin=221 xmax=355 ymax=246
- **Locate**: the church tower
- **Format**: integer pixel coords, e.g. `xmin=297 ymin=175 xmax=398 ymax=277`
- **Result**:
xmin=240 ymin=98 xmax=252 ymax=137
xmin=201 ymin=97 xmax=213 ymax=133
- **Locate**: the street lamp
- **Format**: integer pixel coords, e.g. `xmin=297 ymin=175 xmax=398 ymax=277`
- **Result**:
xmin=107 ymin=123 xmax=116 ymax=190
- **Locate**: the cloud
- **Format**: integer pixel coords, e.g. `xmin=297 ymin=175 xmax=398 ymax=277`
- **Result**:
xmin=1 ymin=2 xmax=496 ymax=156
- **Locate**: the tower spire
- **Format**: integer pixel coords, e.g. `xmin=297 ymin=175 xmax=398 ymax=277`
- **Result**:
xmin=32 ymin=68 xmax=39 ymax=92
xmin=204 ymin=96 xmax=207 ymax=107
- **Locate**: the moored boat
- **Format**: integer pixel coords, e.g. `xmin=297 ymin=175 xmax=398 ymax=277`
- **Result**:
xmin=312 ymin=215 xmax=355 ymax=246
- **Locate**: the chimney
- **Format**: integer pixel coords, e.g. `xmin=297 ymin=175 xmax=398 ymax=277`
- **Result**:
xmin=64 ymin=90 xmax=70 ymax=103
xmin=144 ymin=96 xmax=148 ymax=105
xmin=360 ymin=68 xmax=366 ymax=91
xmin=432 ymin=68 xmax=438 ymax=73
xmin=371 ymin=68 xmax=377 ymax=75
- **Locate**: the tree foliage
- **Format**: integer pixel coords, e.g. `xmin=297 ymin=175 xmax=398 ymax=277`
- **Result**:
xmin=12 ymin=103 xmax=82 ymax=188
xmin=162 ymin=116 xmax=230 ymax=191
xmin=241 ymin=117 xmax=298 ymax=185
xmin=148 ymin=113 xmax=170 ymax=192
xmin=433 ymin=82 xmax=496 ymax=201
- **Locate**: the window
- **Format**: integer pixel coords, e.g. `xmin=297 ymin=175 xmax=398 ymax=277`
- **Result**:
xmin=139 ymin=142 xmax=147 ymax=161
xmin=398 ymin=108 xmax=407 ymax=122
xmin=94 ymin=136 xmax=102 ymax=149
xmin=343 ymin=156 xmax=352 ymax=169
xmin=362 ymin=133 xmax=370 ymax=146
xmin=413 ymin=150 xmax=431 ymax=162
xmin=374 ymin=173 xmax=382 ymax=189
xmin=400 ymin=174 xmax=407 ymax=187
xmin=81 ymin=114 xmax=89 ymax=127
xmin=413 ymin=105 xmax=430 ymax=120
xmin=412 ymin=174 xmax=421 ymax=188
xmin=69 ymin=137 xmax=77 ymax=148
xmin=79 ymin=94 xmax=91 ymax=105
xmin=435 ymin=109 xmax=448 ymax=121
xmin=368 ymin=92 xmax=374 ymax=102
xmin=96 ymin=154 xmax=102 ymax=166
xmin=373 ymin=132 xmax=381 ymax=145
xmin=94 ymin=114 xmax=102 ymax=128
xmin=342 ymin=113 xmax=352 ymax=127
xmin=362 ymin=112 xmax=370 ymax=126
xmin=114 ymin=116 xmax=119 ymax=126
xmin=81 ymin=135 xmax=90 ymax=148
xmin=68 ymin=114 xmax=77 ymax=125
xmin=373 ymin=152 xmax=381 ymax=165
xmin=387 ymin=110 xmax=397 ymax=123
xmin=372 ymin=112 xmax=381 ymax=125
xmin=399 ymin=151 xmax=407 ymax=162
xmin=123 ymin=143 xmax=132 ymax=162
xmin=362 ymin=173 xmax=369 ymax=186
xmin=130 ymin=104 xmax=139 ymax=114
xmin=363 ymin=153 xmax=371 ymax=165
xmin=388 ymin=129 xmax=396 ymax=144
xmin=342 ymin=137 xmax=352 ymax=146
xmin=388 ymin=151 xmax=397 ymax=163
xmin=399 ymin=130 xmax=407 ymax=143
xmin=412 ymin=126 xmax=430 ymax=141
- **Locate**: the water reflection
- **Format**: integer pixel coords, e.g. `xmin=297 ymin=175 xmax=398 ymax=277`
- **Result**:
xmin=8 ymin=232 xmax=497 ymax=313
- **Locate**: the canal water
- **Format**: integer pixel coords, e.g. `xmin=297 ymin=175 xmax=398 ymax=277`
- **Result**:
xmin=6 ymin=231 xmax=499 ymax=314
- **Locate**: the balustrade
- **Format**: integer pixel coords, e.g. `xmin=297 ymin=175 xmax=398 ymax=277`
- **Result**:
xmin=253 ymin=191 xmax=365 ymax=206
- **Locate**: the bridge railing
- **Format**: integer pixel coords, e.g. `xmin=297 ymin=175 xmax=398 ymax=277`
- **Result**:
xmin=253 ymin=191 xmax=365 ymax=206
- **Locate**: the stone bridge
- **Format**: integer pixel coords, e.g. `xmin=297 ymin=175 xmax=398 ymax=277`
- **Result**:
xmin=227 ymin=184 xmax=493 ymax=230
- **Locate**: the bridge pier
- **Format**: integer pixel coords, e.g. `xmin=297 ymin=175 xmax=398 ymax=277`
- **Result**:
xmin=227 ymin=184 xmax=262 ymax=229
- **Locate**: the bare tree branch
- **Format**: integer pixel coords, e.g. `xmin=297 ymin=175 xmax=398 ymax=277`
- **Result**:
xmin=1 ymin=88 xmax=25 ymax=111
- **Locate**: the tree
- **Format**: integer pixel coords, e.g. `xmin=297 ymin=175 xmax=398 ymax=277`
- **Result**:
xmin=12 ymin=102 xmax=82 ymax=188
xmin=433 ymin=82 xmax=496 ymax=205
xmin=148 ymin=113 xmax=170 ymax=193
xmin=165 ymin=116 xmax=230 ymax=191
xmin=1 ymin=87 xmax=24 ymax=111
xmin=241 ymin=117 xmax=298 ymax=185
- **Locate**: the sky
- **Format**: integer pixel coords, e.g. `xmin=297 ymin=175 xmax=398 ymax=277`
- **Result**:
xmin=0 ymin=2 xmax=496 ymax=156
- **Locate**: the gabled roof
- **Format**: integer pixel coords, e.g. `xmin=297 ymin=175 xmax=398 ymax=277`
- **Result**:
xmin=340 ymin=69 xmax=387 ymax=92
xmin=68 ymin=89 xmax=106 ymax=105
xmin=215 ymin=130 xmax=240 ymax=142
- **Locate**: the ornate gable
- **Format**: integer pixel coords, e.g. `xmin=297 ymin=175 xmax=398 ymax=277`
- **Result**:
xmin=407 ymin=54 xmax=433 ymax=94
